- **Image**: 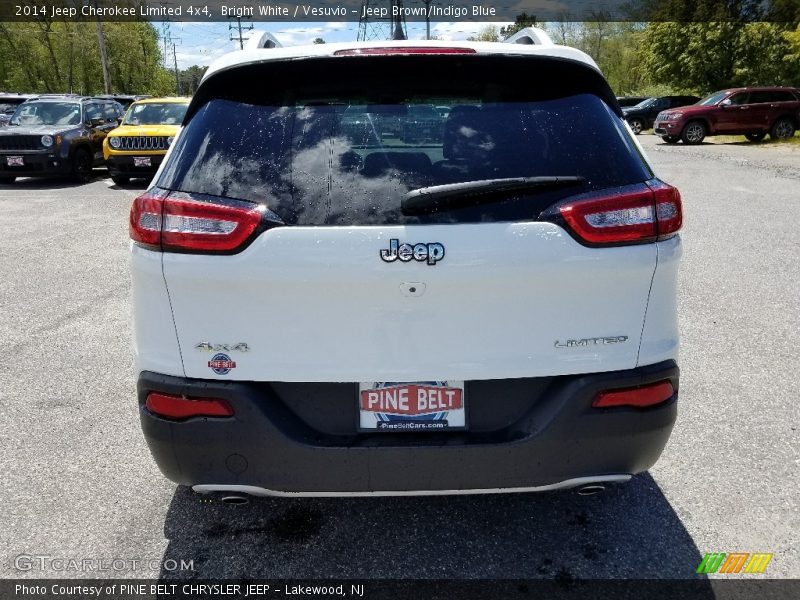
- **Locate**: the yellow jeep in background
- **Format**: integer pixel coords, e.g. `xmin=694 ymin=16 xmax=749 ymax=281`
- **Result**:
xmin=103 ymin=97 xmax=189 ymax=185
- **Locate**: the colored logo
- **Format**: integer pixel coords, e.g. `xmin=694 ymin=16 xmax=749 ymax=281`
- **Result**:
xmin=361 ymin=382 xmax=462 ymax=420
xmin=697 ymin=553 xmax=773 ymax=574
xmin=208 ymin=353 xmax=236 ymax=375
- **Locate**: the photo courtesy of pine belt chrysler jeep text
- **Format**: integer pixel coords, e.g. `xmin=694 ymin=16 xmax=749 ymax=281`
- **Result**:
xmin=130 ymin=29 xmax=683 ymax=498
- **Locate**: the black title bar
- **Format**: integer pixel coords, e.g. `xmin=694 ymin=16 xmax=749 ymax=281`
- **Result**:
xmin=1 ymin=0 xmax=798 ymax=22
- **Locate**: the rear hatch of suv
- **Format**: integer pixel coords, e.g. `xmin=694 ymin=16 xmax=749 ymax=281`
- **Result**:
xmin=139 ymin=52 xmax=672 ymax=383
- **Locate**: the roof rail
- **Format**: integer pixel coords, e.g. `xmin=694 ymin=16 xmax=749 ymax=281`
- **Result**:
xmin=244 ymin=31 xmax=282 ymax=50
xmin=504 ymin=27 xmax=554 ymax=46
xmin=36 ymin=93 xmax=82 ymax=97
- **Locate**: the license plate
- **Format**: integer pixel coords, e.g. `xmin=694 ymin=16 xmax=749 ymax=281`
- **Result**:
xmin=133 ymin=157 xmax=151 ymax=167
xmin=358 ymin=381 xmax=466 ymax=432
xmin=6 ymin=156 xmax=23 ymax=167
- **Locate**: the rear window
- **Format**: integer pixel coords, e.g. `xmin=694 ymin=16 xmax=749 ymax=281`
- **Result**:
xmin=158 ymin=56 xmax=651 ymax=226
xmin=0 ymin=102 xmax=23 ymax=114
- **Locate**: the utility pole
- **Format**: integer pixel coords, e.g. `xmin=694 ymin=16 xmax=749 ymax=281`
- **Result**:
xmin=393 ymin=1 xmax=407 ymax=41
xmin=358 ymin=0 xmax=407 ymax=41
xmin=172 ymin=43 xmax=180 ymax=95
xmin=229 ymin=17 xmax=253 ymax=49
xmin=422 ymin=0 xmax=432 ymax=40
xmin=94 ymin=1 xmax=111 ymax=93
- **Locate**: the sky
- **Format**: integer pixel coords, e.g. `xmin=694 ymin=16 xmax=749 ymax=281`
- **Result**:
xmin=165 ymin=21 xmax=514 ymax=69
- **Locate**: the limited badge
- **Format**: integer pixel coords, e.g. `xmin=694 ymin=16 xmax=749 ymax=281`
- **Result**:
xmin=208 ymin=353 xmax=236 ymax=375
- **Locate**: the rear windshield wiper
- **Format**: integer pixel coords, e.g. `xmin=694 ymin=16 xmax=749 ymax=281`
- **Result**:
xmin=401 ymin=176 xmax=585 ymax=216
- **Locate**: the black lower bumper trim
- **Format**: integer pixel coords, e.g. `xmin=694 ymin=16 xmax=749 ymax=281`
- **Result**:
xmin=138 ymin=361 xmax=679 ymax=493
xmin=0 ymin=152 xmax=70 ymax=176
xmin=107 ymin=154 xmax=163 ymax=176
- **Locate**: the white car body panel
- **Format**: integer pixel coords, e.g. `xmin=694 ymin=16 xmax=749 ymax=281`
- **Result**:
xmin=130 ymin=244 xmax=184 ymax=377
xmin=153 ymin=222 xmax=664 ymax=382
xmin=638 ymin=237 xmax=681 ymax=365
xmin=130 ymin=31 xmax=682 ymax=495
xmin=201 ymin=39 xmax=600 ymax=83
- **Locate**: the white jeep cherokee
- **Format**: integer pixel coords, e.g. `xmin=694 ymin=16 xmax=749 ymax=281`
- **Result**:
xmin=130 ymin=31 xmax=682 ymax=498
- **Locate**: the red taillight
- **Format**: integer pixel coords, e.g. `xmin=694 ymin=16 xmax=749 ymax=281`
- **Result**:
xmin=556 ymin=181 xmax=682 ymax=246
xmin=130 ymin=191 xmax=263 ymax=253
xmin=649 ymin=180 xmax=683 ymax=237
xmin=145 ymin=392 xmax=234 ymax=420
xmin=129 ymin=191 xmax=163 ymax=249
xmin=592 ymin=380 xmax=675 ymax=409
xmin=334 ymin=47 xmax=476 ymax=56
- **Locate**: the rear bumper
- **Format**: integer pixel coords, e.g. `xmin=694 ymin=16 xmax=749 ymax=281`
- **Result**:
xmin=138 ymin=360 xmax=678 ymax=495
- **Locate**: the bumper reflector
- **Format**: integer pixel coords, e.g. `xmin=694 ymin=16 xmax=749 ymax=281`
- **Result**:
xmin=592 ymin=380 xmax=675 ymax=409
xmin=145 ymin=392 xmax=234 ymax=420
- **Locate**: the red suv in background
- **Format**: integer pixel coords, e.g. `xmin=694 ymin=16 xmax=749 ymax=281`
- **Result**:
xmin=654 ymin=87 xmax=800 ymax=144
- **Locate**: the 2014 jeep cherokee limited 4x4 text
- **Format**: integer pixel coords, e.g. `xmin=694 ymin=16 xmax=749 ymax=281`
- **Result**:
xmin=131 ymin=33 xmax=683 ymax=497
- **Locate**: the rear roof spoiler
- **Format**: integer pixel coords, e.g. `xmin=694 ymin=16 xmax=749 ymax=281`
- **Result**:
xmin=244 ymin=31 xmax=282 ymax=50
xmin=504 ymin=27 xmax=554 ymax=46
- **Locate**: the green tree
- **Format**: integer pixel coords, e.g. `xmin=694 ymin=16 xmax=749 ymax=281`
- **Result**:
xmin=538 ymin=21 xmax=650 ymax=94
xmin=0 ymin=20 xmax=172 ymax=95
xmin=786 ymin=22 xmax=800 ymax=58
xmin=641 ymin=21 xmax=799 ymax=93
xmin=178 ymin=65 xmax=208 ymax=96
xmin=467 ymin=26 xmax=501 ymax=42
xmin=313 ymin=37 xmax=326 ymax=44
xmin=594 ymin=25 xmax=650 ymax=94
xmin=499 ymin=13 xmax=538 ymax=39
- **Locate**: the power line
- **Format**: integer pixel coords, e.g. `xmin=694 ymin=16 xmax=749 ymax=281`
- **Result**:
xmin=228 ymin=17 xmax=253 ymax=50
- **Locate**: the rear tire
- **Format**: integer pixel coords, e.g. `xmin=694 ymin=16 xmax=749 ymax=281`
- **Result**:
xmin=770 ymin=118 xmax=796 ymax=140
xmin=681 ymin=121 xmax=706 ymax=145
xmin=111 ymin=175 xmax=130 ymax=186
xmin=745 ymin=132 xmax=766 ymax=142
xmin=662 ymin=136 xmax=680 ymax=144
xmin=0 ymin=176 xmax=15 ymax=184
xmin=71 ymin=148 xmax=93 ymax=183
xmin=628 ymin=118 xmax=644 ymax=134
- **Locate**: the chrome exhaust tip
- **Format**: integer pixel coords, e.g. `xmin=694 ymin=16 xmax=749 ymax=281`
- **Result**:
xmin=220 ymin=495 xmax=250 ymax=505
xmin=576 ymin=484 xmax=606 ymax=496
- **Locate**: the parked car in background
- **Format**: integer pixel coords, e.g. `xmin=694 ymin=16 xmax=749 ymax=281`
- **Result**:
xmin=0 ymin=95 xmax=124 ymax=183
xmin=130 ymin=31 xmax=683 ymax=499
xmin=655 ymin=87 xmax=800 ymax=144
xmin=623 ymin=95 xmax=701 ymax=134
xmin=0 ymin=93 xmax=35 ymax=126
xmin=103 ymin=97 xmax=189 ymax=185
xmin=616 ymin=96 xmax=650 ymax=108
xmin=400 ymin=104 xmax=444 ymax=143
xmin=97 ymin=94 xmax=152 ymax=110
xmin=434 ymin=105 xmax=451 ymax=118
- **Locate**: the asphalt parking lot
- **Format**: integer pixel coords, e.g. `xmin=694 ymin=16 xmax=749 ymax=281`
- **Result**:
xmin=0 ymin=134 xmax=797 ymax=581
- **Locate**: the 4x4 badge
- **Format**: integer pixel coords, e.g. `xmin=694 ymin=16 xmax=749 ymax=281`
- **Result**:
xmin=195 ymin=342 xmax=249 ymax=352
xmin=380 ymin=238 xmax=445 ymax=265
